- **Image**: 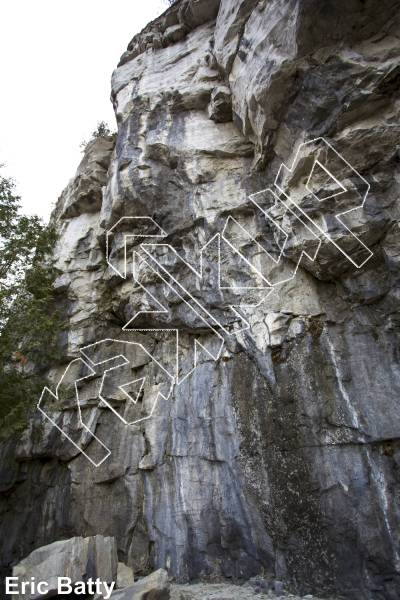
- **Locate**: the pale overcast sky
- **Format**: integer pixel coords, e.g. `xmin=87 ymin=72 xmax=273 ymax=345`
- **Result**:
xmin=0 ymin=0 xmax=168 ymax=220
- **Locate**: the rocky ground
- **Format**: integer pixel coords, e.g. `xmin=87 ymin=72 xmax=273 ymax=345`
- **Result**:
xmin=10 ymin=538 xmax=340 ymax=600
xmin=171 ymin=582 xmax=338 ymax=600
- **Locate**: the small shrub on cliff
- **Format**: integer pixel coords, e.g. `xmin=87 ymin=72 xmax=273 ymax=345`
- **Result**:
xmin=80 ymin=121 xmax=115 ymax=151
xmin=0 ymin=171 xmax=61 ymax=438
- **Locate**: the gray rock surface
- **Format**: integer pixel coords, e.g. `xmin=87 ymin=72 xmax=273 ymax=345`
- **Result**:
xmin=170 ymin=582 xmax=336 ymax=600
xmin=106 ymin=569 xmax=169 ymax=599
xmin=12 ymin=536 xmax=118 ymax=599
xmin=117 ymin=562 xmax=135 ymax=589
xmin=208 ymin=85 xmax=233 ymax=123
xmin=1 ymin=1 xmax=400 ymax=599
xmin=56 ymin=136 xmax=115 ymax=220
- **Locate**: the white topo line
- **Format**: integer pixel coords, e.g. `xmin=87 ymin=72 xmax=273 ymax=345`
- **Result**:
xmin=39 ymin=137 xmax=374 ymax=465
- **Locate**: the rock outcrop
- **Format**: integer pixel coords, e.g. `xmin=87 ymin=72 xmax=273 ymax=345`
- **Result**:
xmin=108 ymin=569 xmax=170 ymax=600
xmin=12 ymin=536 xmax=118 ymax=599
xmin=1 ymin=1 xmax=400 ymax=599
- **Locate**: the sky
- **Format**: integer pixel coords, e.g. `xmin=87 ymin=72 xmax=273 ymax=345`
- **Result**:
xmin=0 ymin=0 xmax=168 ymax=220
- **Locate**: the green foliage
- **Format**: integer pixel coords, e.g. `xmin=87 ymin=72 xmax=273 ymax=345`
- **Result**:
xmin=0 ymin=172 xmax=61 ymax=439
xmin=80 ymin=121 xmax=115 ymax=151
xmin=92 ymin=121 xmax=113 ymax=138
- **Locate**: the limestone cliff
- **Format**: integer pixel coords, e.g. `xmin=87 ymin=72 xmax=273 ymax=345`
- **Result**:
xmin=1 ymin=1 xmax=400 ymax=599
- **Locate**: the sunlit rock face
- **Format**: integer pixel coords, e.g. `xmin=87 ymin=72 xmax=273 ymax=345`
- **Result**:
xmin=1 ymin=1 xmax=400 ymax=598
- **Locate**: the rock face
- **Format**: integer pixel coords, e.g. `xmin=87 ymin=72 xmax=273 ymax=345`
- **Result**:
xmin=56 ymin=136 xmax=116 ymax=220
xmin=12 ymin=536 xmax=118 ymax=599
xmin=117 ymin=562 xmax=135 ymax=590
xmin=109 ymin=569 xmax=170 ymax=600
xmin=1 ymin=1 xmax=400 ymax=599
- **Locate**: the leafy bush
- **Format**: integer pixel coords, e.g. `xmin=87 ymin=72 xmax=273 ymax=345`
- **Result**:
xmin=0 ymin=171 xmax=62 ymax=438
xmin=80 ymin=121 xmax=115 ymax=151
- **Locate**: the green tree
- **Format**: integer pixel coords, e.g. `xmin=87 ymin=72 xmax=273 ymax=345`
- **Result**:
xmin=80 ymin=121 xmax=114 ymax=151
xmin=91 ymin=121 xmax=112 ymax=138
xmin=0 ymin=171 xmax=61 ymax=438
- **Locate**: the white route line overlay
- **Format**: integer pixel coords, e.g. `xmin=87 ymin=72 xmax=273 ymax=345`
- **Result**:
xmin=38 ymin=340 xmax=175 ymax=467
xmin=274 ymin=137 xmax=373 ymax=268
xmin=39 ymin=137 xmax=374 ymax=466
